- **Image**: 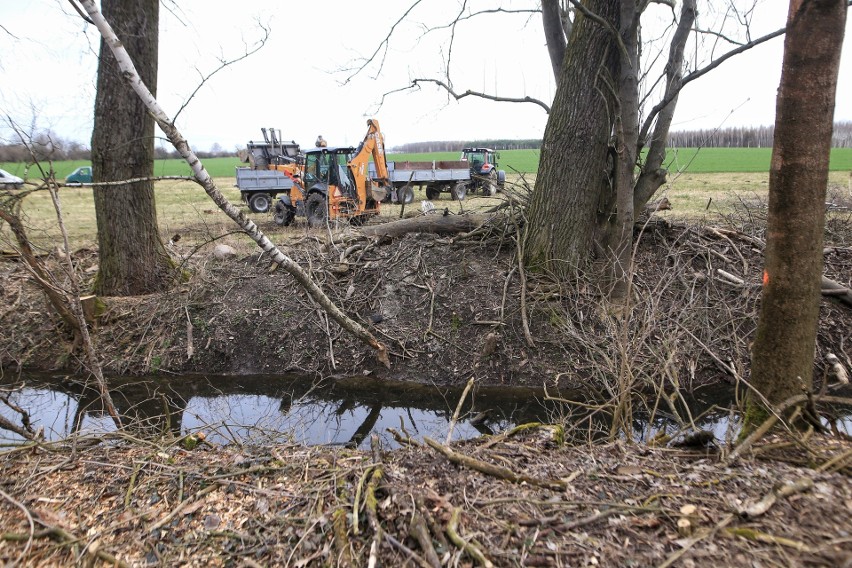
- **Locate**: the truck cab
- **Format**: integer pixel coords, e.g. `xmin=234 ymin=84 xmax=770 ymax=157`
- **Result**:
xmin=65 ymin=166 xmax=93 ymax=186
xmin=460 ymin=148 xmax=505 ymax=195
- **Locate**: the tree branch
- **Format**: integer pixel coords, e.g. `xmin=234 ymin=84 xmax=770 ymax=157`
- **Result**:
xmin=639 ymin=24 xmax=786 ymax=144
xmin=411 ymin=78 xmax=551 ymax=113
xmin=341 ymin=0 xmax=425 ymax=85
xmin=173 ymin=23 xmax=270 ymax=123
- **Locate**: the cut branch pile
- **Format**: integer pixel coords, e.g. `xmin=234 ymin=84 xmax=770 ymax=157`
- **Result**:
xmin=0 ymin=427 xmax=850 ymax=566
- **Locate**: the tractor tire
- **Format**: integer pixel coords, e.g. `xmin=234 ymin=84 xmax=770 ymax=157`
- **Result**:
xmin=425 ymin=186 xmax=441 ymax=201
xmin=305 ymin=193 xmax=328 ymax=228
xmin=398 ymin=185 xmax=415 ymax=204
xmin=485 ymin=171 xmax=498 ymax=196
xmin=451 ymin=182 xmax=468 ymax=201
xmin=273 ymin=202 xmax=295 ymax=226
xmin=248 ymin=192 xmax=272 ymax=214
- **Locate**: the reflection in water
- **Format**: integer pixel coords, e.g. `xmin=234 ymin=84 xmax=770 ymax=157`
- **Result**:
xmin=1 ymin=374 xmax=850 ymax=448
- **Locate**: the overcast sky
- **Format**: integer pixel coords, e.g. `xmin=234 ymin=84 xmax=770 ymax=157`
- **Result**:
xmin=1 ymin=0 xmax=851 ymax=152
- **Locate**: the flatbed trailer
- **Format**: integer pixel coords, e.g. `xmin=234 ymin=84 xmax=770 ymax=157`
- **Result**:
xmin=235 ymin=167 xmax=296 ymax=213
xmin=370 ymin=160 xmax=472 ymax=201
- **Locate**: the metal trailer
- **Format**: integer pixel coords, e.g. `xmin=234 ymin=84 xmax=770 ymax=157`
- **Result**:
xmin=369 ymin=160 xmax=472 ymax=202
xmin=235 ymin=167 xmax=296 ymax=213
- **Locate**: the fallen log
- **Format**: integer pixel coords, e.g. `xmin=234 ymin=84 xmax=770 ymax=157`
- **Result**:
xmin=821 ymin=276 xmax=852 ymax=308
xmin=360 ymin=213 xmax=497 ymax=238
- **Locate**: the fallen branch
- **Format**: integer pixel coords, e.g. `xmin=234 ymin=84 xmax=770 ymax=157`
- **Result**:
xmin=423 ymin=436 xmax=566 ymax=490
xmin=739 ymin=477 xmax=814 ymax=518
xmin=446 ymin=377 xmax=475 ymax=445
xmin=724 ymin=527 xmax=815 ymax=553
xmin=446 ymin=507 xmax=495 ymax=568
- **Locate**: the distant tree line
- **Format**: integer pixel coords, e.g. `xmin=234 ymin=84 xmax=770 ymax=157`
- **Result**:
xmin=154 ymin=142 xmax=236 ymax=160
xmin=668 ymin=121 xmax=852 ymax=148
xmin=0 ymin=133 xmax=238 ymax=163
xmin=0 ymin=131 xmax=90 ymax=162
xmin=389 ymin=139 xmax=543 ymax=153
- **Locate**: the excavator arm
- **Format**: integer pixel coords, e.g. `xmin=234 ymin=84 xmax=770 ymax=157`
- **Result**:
xmin=349 ymin=118 xmax=390 ymax=185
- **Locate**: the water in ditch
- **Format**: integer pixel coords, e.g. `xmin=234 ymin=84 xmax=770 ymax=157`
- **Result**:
xmin=1 ymin=373 xmax=849 ymax=448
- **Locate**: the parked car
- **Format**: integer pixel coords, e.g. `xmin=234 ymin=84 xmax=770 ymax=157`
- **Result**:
xmin=0 ymin=168 xmax=24 ymax=189
xmin=65 ymin=166 xmax=93 ymax=186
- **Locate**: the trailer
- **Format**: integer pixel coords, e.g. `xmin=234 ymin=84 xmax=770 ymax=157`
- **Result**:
xmin=369 ymin=160 xmax=472 ymax=202
xmin=235 ymin=167 xmax=296 ymax=214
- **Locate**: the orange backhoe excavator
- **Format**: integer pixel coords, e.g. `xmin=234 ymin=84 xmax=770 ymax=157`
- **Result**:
xmin=274 ymin=119 xmax=391 ymax=228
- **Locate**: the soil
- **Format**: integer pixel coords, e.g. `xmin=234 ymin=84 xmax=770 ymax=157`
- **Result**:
xmin=2 ymin=212 xmax=851 ymax=390
xmin=1 ymin=208 xmax=852 ymax=566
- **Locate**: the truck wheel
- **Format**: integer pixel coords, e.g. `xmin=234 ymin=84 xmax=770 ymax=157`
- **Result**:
xmin=425 ymin=186 xmax=441 ymax=201
xmin=451 ymin=182 xmax=467 ymax=201
xmin=249 ymin=192 xmax=272 ymax=213
xmin=485 ymin=171 xmax=498 ymax=196
xmin=398 ymin=185 xmax=415 ymax=204
xmin=274 ymin=202 xmax=295 ymax=226
xmin=306 ymin=193 xmax=328 ymax=228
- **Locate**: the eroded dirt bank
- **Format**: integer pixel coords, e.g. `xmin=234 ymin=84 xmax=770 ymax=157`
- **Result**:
xmin=2 ymin=218 xmax=851 ymax=392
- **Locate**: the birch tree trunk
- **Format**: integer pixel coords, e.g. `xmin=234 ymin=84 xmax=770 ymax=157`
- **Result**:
xmin=746 ymin=0 xmax=846 ymax=428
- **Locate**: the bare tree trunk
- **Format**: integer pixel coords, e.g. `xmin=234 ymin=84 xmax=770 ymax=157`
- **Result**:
xmin=91 ymin=0 xmax=175 ymax=296
xmin=606 ymin=0 xmax=640 ymax=304
xmin=633 ymin=0 xmax=696 ymax=214
xmin=524 ymin=0 xmax=620 ymax=278
xmin=747 ymin=0 xmax=847 ymax=428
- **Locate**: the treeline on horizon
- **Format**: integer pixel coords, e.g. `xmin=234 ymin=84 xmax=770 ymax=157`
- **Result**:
xmin=2 ymin=122 xmax=850 ymax=163
xmin=391 ymin=121 xmax=852 ymax=152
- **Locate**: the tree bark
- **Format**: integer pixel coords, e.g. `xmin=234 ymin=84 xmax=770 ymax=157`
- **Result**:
xmin=523 ymin=0 xmax=620 ymax=278
xmin=606 ymin=0 xmax=640 ymax=303
xmin=747 ymin=0 xmax=847 ymax=427
xmin=91 ymin=0 xmax=175 ymax=296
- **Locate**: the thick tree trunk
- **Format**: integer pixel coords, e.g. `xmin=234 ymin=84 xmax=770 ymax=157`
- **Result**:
xmin=747 ymin=0 xmax=846 ymax=427
xmin=91 ymin=0 xmax=174 ymax=296
xmin=523 ymin=0 xmax=620 ymax=278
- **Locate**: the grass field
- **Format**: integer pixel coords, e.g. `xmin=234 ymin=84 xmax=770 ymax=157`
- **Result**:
xmin=3 ymin=169 xmax=850 ymax=255
xmin=3 ymin=147 xmax=851 ymax=181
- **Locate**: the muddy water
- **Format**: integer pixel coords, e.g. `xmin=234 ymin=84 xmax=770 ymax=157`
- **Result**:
xmin=1 ymin=373 xmax=848 ymax=448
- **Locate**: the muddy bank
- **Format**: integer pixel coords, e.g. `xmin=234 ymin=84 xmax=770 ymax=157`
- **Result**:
xmin=1 ymin=218 xmax=851 ymax=391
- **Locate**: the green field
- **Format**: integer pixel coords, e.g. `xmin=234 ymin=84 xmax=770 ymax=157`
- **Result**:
xmin=2 ymin=147 xmax=851 ymax=180
xmin=387 ymin=147 xmax=852 ymax=174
